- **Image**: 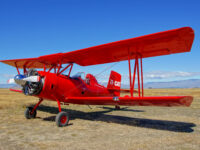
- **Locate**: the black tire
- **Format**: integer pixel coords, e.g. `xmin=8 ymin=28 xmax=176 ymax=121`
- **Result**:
xmin=115 ymin=105 xmax=120 ymax=110
xmin=24 ymin=107 xmax=37 ymax=119
xmin=56 ymin=111 xmax=69 ymax=127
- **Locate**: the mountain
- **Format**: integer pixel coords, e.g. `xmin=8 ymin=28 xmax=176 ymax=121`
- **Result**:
xmin=0 ymin=84 xmax=17 ymax=88
xmin=143 ymin=79 xmax=200 ymax=89
xmin=101 ymin=79 xmax=200 ymax=89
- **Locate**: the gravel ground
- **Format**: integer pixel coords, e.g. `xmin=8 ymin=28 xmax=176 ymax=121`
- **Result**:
xmin=0 ymin=88 xmax=199 ymax=150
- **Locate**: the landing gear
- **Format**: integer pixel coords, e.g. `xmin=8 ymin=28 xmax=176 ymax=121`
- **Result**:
xmin=24 ymin=107 xmax=37 ymax=119
xmin=24 ymin=98 xmax=70 ymax=127
xmin=115 ymin=105 xmax=120 ymax=110
xmin=24 ymin=98 xmax=43 ymax=119
xmin=56 ymin=100 xmax=69 ymax=127
xmin=56 ymin=111 xmax=69 ymax=127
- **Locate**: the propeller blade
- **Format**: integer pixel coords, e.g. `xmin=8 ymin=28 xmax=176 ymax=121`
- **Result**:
xmin=23 ymin=76 xmax=40 ymax=82
xmin=7 ymin=78 xmax=15 ymax=84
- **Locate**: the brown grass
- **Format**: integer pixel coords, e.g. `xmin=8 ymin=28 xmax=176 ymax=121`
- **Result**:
xmin=0 ymin=88 xmax=200 ymax=150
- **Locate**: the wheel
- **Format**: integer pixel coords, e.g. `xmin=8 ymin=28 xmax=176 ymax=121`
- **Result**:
xmin=24 ymin=107 xmax=37 ymax=119
xmin=115 ymin=105 xmax=120 ymax=110
xmin=56 ymin=111 xmax=69 ymax=127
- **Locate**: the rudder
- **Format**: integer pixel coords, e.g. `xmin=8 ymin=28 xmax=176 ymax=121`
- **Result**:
xmin=107 ymin=71 xmax=121 ymax=96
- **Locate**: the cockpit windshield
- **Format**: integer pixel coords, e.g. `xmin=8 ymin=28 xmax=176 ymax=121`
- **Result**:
xmin=71 ymin=72 xmax=85 ymax=80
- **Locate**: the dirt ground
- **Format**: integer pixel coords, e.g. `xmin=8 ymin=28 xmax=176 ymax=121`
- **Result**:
xmin=0 ymin=88 xmax=200 ymax=150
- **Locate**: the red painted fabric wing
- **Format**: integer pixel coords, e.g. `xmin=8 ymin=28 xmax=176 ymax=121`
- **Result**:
xmin=0 ymin=27 xmax=194 ymax=68
xmin=64 ymin=96 xmax=193 ymax=107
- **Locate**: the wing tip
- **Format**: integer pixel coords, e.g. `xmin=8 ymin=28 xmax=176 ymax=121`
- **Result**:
xmin=180 ymin=96 xmax=193 ymax=107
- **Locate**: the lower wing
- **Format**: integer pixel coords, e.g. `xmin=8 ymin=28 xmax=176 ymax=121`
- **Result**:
xmin=64 ymin=96 xmax=193 ymax=107
xmin=10 ymin=88 xmax=23 ymax=93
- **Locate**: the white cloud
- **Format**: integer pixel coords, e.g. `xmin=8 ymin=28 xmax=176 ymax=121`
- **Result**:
xmin=143 ymin=71 xmax=200 ymax=80
xmin=96 ymin=71 xmax=200 ymax=85
xmin=0 ymin=74 xmax=15 ymax=84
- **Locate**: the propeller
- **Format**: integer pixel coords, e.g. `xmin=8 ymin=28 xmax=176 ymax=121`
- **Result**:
xmin=21 ymin=76 xmax=41 ymax=83
xmin=8 ymin=69 xmax=43 ymax=96
xmin=9 ymin=74 xmax=41 ymax=86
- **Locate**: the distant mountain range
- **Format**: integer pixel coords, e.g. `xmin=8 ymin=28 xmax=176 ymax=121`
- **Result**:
xmin=143 ymin=79 xmax=200 ymax=89
xmin=0 ymin=79 xmax=200 ymax=89
xmin=0 ymin=84 xmax=17 ymax=88
xmin=103 ymin=79 xmax=200 ymax=89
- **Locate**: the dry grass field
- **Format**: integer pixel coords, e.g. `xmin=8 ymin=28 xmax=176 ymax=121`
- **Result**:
xmin=0 ymin=88 xmax=200 ymax=150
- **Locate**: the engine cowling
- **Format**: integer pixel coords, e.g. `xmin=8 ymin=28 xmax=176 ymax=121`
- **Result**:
xmin=22 ymin=69 xmax=44 ymax=95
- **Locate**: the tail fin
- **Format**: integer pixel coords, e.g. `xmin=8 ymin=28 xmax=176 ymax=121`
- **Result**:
xmin=107 ymin=71 xmax=121 ymax=96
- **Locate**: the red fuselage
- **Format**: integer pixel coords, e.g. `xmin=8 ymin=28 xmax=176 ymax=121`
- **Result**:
xmin=37 ymin=71 xmax=114 ymax=102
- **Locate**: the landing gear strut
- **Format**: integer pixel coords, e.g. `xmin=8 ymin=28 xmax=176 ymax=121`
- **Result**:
xmin=55 ymin=100 xmax=69 ymax=127
xmin=24 ymin=107 xmax=37 ymax=119
xmin=24 ymin=98 xmax=69 ymax=127
xmin=24 ymin=98 xmax=43 ymax=119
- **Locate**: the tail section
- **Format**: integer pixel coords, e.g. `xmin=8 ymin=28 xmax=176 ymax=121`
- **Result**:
xmin=107 ymin=71 xmax=121 ymax=96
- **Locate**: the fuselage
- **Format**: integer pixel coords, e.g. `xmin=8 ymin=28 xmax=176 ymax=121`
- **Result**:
xmin=37 ymin=71 xmax=114 ymax=102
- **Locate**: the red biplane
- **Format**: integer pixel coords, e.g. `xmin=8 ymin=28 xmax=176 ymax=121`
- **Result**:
xmin=0 ymin=27 xmax=194 ymax=127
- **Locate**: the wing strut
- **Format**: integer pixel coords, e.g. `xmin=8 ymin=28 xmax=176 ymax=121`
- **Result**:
xmin=128 ymin=53 xmax=144 ymax=97
xmin=140 ymin=58 xmax=144 ymax=96
xmin=15 ymin=62 xmax=20 ymax=75
xmin=128 ymin=50 xmax=132 ymax=96
xmin=59 ymin=63 xmax=73 ymax=76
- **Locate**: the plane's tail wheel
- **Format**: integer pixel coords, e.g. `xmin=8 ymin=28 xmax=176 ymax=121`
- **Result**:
xmin=24 ymin=107 xmax=37 ymax=119
xmin=56 ymin=111 xmax=69 ymax=127
xmin=115 ymin=105 xmax=120 ymax=110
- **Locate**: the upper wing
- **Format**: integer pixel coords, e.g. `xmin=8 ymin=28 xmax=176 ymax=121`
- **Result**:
xmin=0 ymin=27 xmax=194 ymax=68
xmin=0 ymin=57 xmax=53 ymax=69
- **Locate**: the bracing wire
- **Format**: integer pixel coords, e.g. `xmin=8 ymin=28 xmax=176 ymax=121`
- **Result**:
xmin=94 ymin=61 xmax=120 ymax=78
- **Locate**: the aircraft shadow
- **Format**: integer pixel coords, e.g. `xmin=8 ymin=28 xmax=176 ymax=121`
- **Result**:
xmin=99 ymin=106 xmax=145 ymax=112
xmin=36 ymin=105 xmax=195 ymax=133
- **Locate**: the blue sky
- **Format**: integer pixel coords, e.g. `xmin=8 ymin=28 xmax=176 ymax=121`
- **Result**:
xmin=0 ymin=0 xmax=199 ymax=84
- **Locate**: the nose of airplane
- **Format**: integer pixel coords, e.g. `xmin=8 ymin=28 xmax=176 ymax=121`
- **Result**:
xmin=7 ymin=69 xmax=43 ymax=96
xmin=7 ymin=74 xmax=26 ymax=84
xmin=12 ymin=74 xmax=41 ymax=86
xmin=14 ymin=74 xmax=27 ymax=85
